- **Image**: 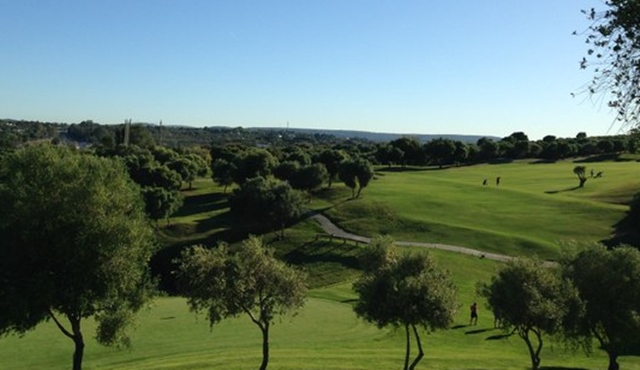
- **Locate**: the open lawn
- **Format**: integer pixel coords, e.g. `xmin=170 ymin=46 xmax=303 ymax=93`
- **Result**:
xmin=320 ymin=159 xmax=640 ymax=260
xmin=2 ymin=158 xmax=640 ymax=369
xmin=3 ymin=249 xmax=640 ymax=370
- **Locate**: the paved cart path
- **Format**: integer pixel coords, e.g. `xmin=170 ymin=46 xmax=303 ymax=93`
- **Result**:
xmin=311 ymin=213 xmax=517 ymax=263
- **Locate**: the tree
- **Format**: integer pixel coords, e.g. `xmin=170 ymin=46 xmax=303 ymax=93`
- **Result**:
xmin=389 ymin=137 xmax=424 ymax=166
xmin=338 ymin=158 xmax=375 ymax=198
xmin=289 ymin=163 xmax=328 ymax=197
xmin=235 ymin=148 xmax=277 ymax=184
xmin=211 ymin=159 xmax=237 ymax=193
xmin=317 ymin=148 xmax=348 ymax=188
xmin=477 ymin=138 xmax=499 ymax=161
xmin=272 ymin=160 xmax=300 ymax=182
xmin=479 ymin=258 xmax=579 ymax=370
xmin=229 ymin=177 xmax=304 ymax=238
xmin=142 ymin=186 xmax=184 ymax=225
xmin=561 ymin=245 xmax=640 ymax=370
xmin=353 ymin=237 xmax=458 ymax=370
xmin=0 ymin=145 xmax=155 ymax=370
xmin=168 ymin=156 xmax=199 ymax=189
xmin=176 ymin=237 xmax=307 ymax=370
xmin=423 ymin=138 xmax=456 ymax=168
xmin=580 ymin=1 xmax=640 ymax=127
xmin=573 ymin=165 xmax=588 ymax=187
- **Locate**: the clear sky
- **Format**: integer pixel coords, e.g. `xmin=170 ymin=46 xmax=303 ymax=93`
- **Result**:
xmin=0 ymin=0 xmax=622 ymax=140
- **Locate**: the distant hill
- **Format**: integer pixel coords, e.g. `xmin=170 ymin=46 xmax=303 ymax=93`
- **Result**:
xmin=249 ymin=127 xmax=499 ymax=144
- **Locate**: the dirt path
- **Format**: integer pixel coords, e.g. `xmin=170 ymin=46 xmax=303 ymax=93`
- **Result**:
xmin=311 ymin=213 xmax=515 ymax=263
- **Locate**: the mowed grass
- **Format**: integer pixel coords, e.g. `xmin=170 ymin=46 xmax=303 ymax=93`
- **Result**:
xmin=3 ymin=249 xmax=639 ymax=370
xmin=322 ymin=159 xmax=640 ymax=260
xmin=3 ymin=159 xmax=640 ymax=369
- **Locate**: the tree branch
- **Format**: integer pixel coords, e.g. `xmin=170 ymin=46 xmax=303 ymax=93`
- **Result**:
xmin=48 ymin=309 xmax=75 ymax=340
xmin=409 ymin=324 xmax=424 ymax=370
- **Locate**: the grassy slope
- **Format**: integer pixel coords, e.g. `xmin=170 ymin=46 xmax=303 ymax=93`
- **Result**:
xmin=4 ymin=250 xmax=639 ymax=370
xmin=2 ymin=160 xmax=640 ymax=369
xmin=323 ymin=159 xmax=639 ymax=260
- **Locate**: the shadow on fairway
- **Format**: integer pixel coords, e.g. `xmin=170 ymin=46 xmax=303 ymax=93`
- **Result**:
xmin=545 ymin=186 xmax=581 ymax=194
xmin=529 ymin=159 xmax=557 ymax=164
xmin=173 ymin=192 xmax=229 ymax=218
xmin=465 ymin=328 xmax=492 ymax=335
xmin=574 ymin=154 xmax=630 ymax=163
xmin=485 ymin=333 xmax=513 ymax=340
xmin=539 ymin=367 xmax=589 ymax=370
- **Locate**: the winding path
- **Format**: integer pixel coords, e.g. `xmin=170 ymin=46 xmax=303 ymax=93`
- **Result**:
xmin=311 ymin=213 xmax=515 ymax=263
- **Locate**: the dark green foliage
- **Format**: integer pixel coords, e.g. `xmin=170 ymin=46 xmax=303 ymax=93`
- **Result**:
xmin=273 ymin=160 xmax=300 ymax=182
xmin=338 ymin=157 xmax=375 ymax=198
xmin=0 ymin=144 xmax=155 ymax=370
xmin=289 ymin=163 xmax=328 ymax=194
xmin=142 ymin=187 xmax=184 ymax=224
xmin=573 ymin=165 xmax=588 ymax=187
xmin=211 ymin=158 xmax=237 ymax=192
xmin=235 ymin=148 xmax=277 ymax=184
xmin=479 ymin=258 xmax=580 ymax=370
xmin=581 ymin=1 xmax=640 ymax=126
xmin=353 ymin=237 xmax=458 ymax=370
xmin=423 ymin=138 xmax=456 ymax=168
xmin=229 ymin=177 xmax=304 ymax=238
xmin=317 ymin=148 xmax=349 ymax=187
xmin=562 ymin=245 xmax=640 ymax=370
xmin=176 ymin=236 xmax=307 ymax=370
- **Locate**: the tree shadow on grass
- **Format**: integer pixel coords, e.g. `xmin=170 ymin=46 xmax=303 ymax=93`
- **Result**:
xmin=283 ymin=240 xmax=360 ymax=269
xmin=574 ymin=153 xmax=630 ymax=163
xmin=485 ymin=332 xmax=514 ymax=340
xmin=529 ymin=159 xmax=558 ymax=164
xmin=172 ymin=192 xmax=228 ymax=218
xmin=465 ymin=328 xmax=493 ymax=335
xmin=545 ymin=186 xmax=581 ymax=194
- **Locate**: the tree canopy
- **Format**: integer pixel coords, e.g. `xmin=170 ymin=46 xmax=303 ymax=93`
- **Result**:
xmin=561 ymin=245 xmax=640 ymax=370
xmin=479 ymin=258 xmax=580 ymax=370
xmin=0 ymin=144 xmax=155 ymax=370
xmin=353 ymin=237 xmax=458 ymax=370
xmin=176 ymin=236 xmax=307 ymax=370
xmin=580 ymin=1 xmax=640 ymax=127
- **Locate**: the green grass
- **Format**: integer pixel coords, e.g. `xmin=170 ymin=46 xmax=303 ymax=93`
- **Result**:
xmin=321 ymin=159 xmax=640 ymax=260
xmin=3 ymin=250 xmax=640 ymax=370
xmin=3 ymin=160 xmax=640 ymax=369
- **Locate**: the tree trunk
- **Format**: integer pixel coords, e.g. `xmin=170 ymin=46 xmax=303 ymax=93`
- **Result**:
xmin=409 ymin=324 xmax=424 ymax=370
xmin=520 ymin=329 xmax=541 ymax=370
xmin=608 ymin=352 xmax=619 ymax=370
xmin=403 ymin=324 xmax=411 ymax=370
xmin=259 ymin=323 xmax=270 ymax=370
xmin=579 ymin=177 xmax=587 ymax=187
xmin=70 ymin=317 xmax=84 ymax=370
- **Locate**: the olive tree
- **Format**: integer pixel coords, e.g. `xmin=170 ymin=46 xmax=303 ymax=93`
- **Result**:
xmin=561 ymin=245 xmax=640 ymax=370
xmin=338 ymin=157 xmax=375 ymax=199
xmin=176 ymin=236 xmax=307 ymax=370
xmin=229 ymin=177 xmax=304 ymax=239
xmin=478 ymin=258 xmax=580 ymax=370
xmin=573 ymin=165 xmax=588 ymax=188
xmin=0 ymin=145 xmax=155 ymax=370
xmin=353 ymin=237 xmax=458 ymax=370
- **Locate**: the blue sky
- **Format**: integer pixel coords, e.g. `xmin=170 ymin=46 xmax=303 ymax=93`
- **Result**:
xmin=0 ymin=0 xmax=621 ymax=140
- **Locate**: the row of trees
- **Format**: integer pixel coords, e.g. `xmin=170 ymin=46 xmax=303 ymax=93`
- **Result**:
xmin=375 ymin=132 xmax=639 ymax=169
xmin=480 ymin=245 xmax=640 ymax=370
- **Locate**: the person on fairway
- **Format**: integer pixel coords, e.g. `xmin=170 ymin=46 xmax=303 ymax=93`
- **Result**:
xmin=470 ymin=302 xmax=478 ymax=325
